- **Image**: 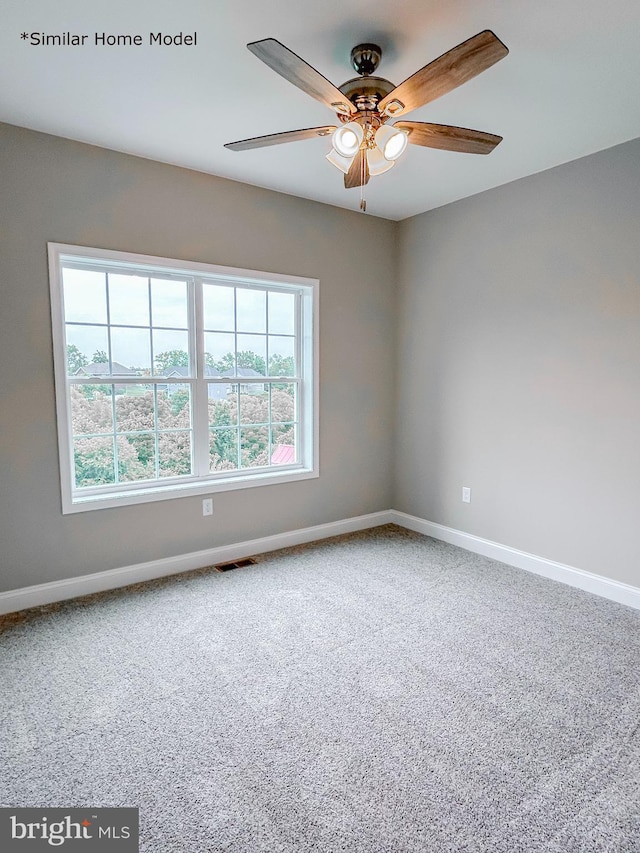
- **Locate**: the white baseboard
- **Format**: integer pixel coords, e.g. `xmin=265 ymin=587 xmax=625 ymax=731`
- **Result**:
xmin=0 ymin=511 xmax=393 ymax=615
xmin=390 ymin=510 xmax=640 ymax=611
xmin=2 ymin=509 xmax=639 ymax=615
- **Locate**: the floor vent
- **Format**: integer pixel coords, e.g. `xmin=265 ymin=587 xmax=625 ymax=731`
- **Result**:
xmin=214 ymin=557 xmax=257 ymax=573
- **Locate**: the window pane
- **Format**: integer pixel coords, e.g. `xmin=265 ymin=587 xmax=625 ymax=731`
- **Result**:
xmin=70 ymin=385 xmax=114 ymax=435
xmin=236 ymin=334 xmax=266 ymax=376
xmin=236 ymin=288 xmax=266 ymax=333
xmin=118 ymin=433 xmax=155 ymax=482
xmin=204 ymin=332 xmax=235 ymax=373
xmin=208 ymin=389 xmax=237 ymax=426
xmin=203 ymin=283 xmax=234 ymax=331
xmin=239 ymin=390 xmax=268 ymax=425
xmin=158 ymin=431 xmax=192 ymax=478
xmin=240 ymin=426 xmax=269 ymax=469
xmin=268 ymin=336 xmax=295 ymax=376
xmin=111 ymin=327 xmax=151 ymax=374
xmin=152 ymin=329 xmax=190 ymax=376
xmin=271 ymin=427 xmax=297 ymax=465
xmin=268 ymin=291 xmax=295 ymax=335
xmin=115 ymin=386 xmax=155 ymax=432
xmin=151 ymin=279 xmax=188 ymax=329
xmin=63 ymin=268 xmax=107 ymax=324
xmin=74 ymin=436 xmax=115 ymax=487
xmin=108 ymin=274 xmax=149 ymax=326
xmin=271 ymin=385 xmax=296 ymax=423
xmin=157 ymin=386 xmax=191 ymax=430
xmin=210 ymin=428 xmax=238 ymax=471
xmin=206 ymin=381 xmax=230 ymax=405
xmin=65 ymin=325 xmax=109 ymax=376
xmin=272 ymin=422 xmax=296 ymax=446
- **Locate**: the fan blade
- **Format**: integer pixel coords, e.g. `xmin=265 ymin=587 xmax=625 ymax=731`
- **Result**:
xmin=378 ymin=30 xmax=508 ymax=117
xmin=225 ymin=126 xmax=336 ymax=151
xmin=396 ymin=121 xmax=503 ymax=154
xmin=248 ymin=38 xmax=356 ymax=115
xmin=344 ymin=149 xmax=370 ymax=189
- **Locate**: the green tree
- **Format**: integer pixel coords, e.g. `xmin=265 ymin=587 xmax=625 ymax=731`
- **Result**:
xmin=66 ymin=344 xmax=88 ymax=374
xmin=74 ymin=434 xmax=149 ymax=486
xmin=170 ymin=388 xmax=190 ymax=416
xmin=74 ymin=437 xmax=115 ymax=487
xmin=70 ymin=386 xmax=112 ymax=433
xmin=271 ymin=388 xmax=295 ymax=422
xmin=214 ymin=352 xmax=234 ymax=373
xmin=214 ymin=351 xmax=266 ymax=376
xmin=268 ymin=353 xmax=294 ymax=377
xmin=208 ymin=401 xmax=237 ymax=469
xmin=93 ymin=349 xmax=108 ymax=363
xmin=158 ymin=431 xmax=191 ymax=477
xmin=268 ymin=354 xmax=295 ymax=391
xmin=81 ymin=384 xmax=111 ymax=401
xmin=240 ymin=425 xmax=268 ymax=467
xmin=117 ymin=436 xmax=154 ymax=482
xmin=154 ymin=349 xmax=189 ymax=372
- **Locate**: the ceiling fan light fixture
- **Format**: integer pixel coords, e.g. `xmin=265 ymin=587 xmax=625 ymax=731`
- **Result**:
xmin=229 ymin=32 xmax=509 ymax=204
xmin=375 ymin=125 xmax=409 ymax=161
xmin=326 ymin=149 xmax=354 ymax=174
xmin=366 ymin=147 xmax=395 ymax=176
xmin=332 ymin=122 xmax=364 ymax=158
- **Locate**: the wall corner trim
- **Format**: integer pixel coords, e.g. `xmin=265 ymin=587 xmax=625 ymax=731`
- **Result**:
xmin=2 ymin=509 xmax=639 ymax=615
xmin=389 ymin=510 xmax=640 ymax=611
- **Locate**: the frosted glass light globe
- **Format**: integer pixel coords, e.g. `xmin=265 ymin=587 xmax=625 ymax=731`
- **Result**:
xmin=332 ymin=123 xmax=364 ymax=158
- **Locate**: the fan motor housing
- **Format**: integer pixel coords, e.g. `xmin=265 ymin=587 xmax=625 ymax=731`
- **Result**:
xmin=339 ymin=76 xmax=395 ymax=112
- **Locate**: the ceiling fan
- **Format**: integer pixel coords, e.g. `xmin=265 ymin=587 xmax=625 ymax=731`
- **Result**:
xmin=225 ymin=31 xmax=508 ymax=206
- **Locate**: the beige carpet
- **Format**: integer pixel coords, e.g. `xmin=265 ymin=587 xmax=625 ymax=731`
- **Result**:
xmin=1 ymin=525 xmax=639 ymax=851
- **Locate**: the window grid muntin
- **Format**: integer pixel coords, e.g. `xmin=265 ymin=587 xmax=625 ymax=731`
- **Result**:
xmin=63 ymin=266 xmax=193 ymax=379
xmin=201 ymin=281 xmax=298 ymax=379
xmin=52 ymin=246 xmax=315 ymax=510
xmin=69 ymin=381 xmax=195 ymax=489
xmin=62 ymin=264 xmax=198 ymax=491
xmin=60 ymin=258 xmax=306 ymax=499
xmin=207 ymin=374 xmax=298 ymax=473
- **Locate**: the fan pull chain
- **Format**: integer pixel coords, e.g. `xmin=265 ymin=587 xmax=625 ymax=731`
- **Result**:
xmin=360 ymin=148 xmax=367 ymax=213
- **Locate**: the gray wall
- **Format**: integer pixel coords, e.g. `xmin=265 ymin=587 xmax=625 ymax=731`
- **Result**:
xmin=2 ymin=122 xmax=638 ymax=596
xmin=395 ymin=138 xmax=640 ymax=586
xmin=0 ymin=122 xmax=397 ymax=592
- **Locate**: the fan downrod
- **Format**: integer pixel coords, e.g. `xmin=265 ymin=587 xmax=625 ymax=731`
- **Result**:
xmin=350 ymin=44 xmax=382 ymax=77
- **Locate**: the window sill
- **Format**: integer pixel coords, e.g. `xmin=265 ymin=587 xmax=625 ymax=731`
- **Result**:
xmin=62 ymin=466 xmax=318 ymax=514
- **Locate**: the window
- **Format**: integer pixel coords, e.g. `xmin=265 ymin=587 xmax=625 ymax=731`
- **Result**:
xmin=48 ymin=244 xmax=318 ymax=513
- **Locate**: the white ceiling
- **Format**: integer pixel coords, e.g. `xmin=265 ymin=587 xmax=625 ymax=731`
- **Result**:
xmin=2 ymin=0 xmax=639 ymax=220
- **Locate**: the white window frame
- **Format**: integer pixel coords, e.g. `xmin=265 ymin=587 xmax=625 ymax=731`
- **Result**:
xmin=48 ymin=243 xmax=319 ymax=514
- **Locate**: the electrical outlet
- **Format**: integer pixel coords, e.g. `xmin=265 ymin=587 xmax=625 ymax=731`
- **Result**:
xmin=202 ymin=498 xmax=213 ymax=516
xmin=462 ymin=487 xmax=471 ymax=503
